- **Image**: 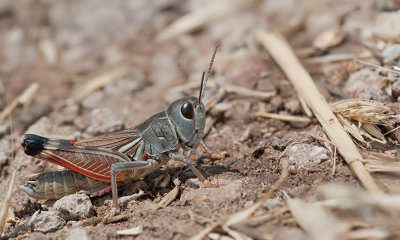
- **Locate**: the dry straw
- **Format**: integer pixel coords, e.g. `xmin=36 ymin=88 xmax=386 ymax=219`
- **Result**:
xmin=330 ymin=99 xmax=396 ymax=146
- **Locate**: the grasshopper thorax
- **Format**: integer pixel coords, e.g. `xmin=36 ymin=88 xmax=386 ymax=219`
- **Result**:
xmin=167 ymin=96 xmax=205 ymax=148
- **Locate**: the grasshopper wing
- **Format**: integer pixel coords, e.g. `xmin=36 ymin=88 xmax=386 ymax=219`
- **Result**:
xmin=22 ymin=134 xmax=147 ymax=182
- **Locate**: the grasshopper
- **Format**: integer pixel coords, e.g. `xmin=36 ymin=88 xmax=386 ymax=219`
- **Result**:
xmin=21 ymin=44 xmax=220 ymax=223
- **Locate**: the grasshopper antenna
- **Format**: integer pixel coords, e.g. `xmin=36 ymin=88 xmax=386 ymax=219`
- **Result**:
xmin=198 ymin=42 xmax=219 ymax=104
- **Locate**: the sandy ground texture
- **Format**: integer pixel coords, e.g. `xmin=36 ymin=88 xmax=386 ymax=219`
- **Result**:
xmin=1 ymin=0 xmax=400 ymax=239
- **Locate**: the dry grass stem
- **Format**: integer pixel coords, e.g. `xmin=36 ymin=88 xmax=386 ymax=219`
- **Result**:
xmin=206 ymin=84 xmax=275 ymax=110
xmin=72 ymin=67 xmax=128 ymax=102
xmin=0 ymin=83 xmax=38 ymax=125
xmin=0 ymin=169 xmax=16 ymax=235
xmin=220 ymin=83 xmax=276 ymax=100
xmin=157 ymin=0 xmax=258 ymax=41
xmin=255 ymin=31 xmax=382 ymax=193
xmin=331 ymin=99 xmax=397 ymax=145
xmin=298 ymin=96 xmax=313 ymax=117
xmin=256 ymin=112 xmax=311 ymax=123
xmin=304 ymin=53 xmax=360 ymax=63
xmin=358 ymin=60 xmax=400 ymax=75
xmin=145 ymin=183 xmax=179 ymax=217
xmin=330 ymin=99 xmax=393 ymax=124
xmin=363 ymin=152 xmax=400 ymax=173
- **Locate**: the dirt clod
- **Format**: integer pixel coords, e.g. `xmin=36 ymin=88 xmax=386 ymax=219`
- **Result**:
xmin=10 ymin=195 xmax=41 ymax=218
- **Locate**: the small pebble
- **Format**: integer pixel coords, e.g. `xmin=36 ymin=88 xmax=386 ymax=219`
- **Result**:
xmin=344 ymin=68 xmax=390 ymax=102
xmin=53 ymin=194 xmax=94 ymax=221
xmin=283 ymin=143 xmax=330 ymax=168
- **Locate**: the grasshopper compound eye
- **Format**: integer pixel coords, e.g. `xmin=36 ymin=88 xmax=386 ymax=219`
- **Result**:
xmin=181 ymin=101 xmax=194 ymax=119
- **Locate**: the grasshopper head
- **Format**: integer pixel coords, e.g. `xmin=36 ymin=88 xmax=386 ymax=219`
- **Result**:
xmin=167 ymin=96 xmax=206 ymax=148
xmin=167 ymin=43 xmax=218 ymax=149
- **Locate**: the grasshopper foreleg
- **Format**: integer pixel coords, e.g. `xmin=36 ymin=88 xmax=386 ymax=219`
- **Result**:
xmin=102 ymin=160 xmax=153 ymax=223
xmin=169 ymin=152 xmax=219 ymax=188
xmin=168 ymin=152 xmax=206 ymax=181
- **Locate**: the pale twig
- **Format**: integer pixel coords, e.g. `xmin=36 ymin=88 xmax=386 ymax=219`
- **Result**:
xmin=0 ymin=83 xmax=38 ymax=125
xmin=298 ymin=95 xmax=313 ymax=117
xmin=0 ymin=169 xmax=16 ymax=235
xmin=256 ymin=31 xmax=382 ymax=193
xmin=144 ymin=181 xmax=180 ymax=217
xmin=256 ymin=112 xmax=311 ymax=123
xmin=72 ymin=67 xmax=128 ymax=102
xmin=157 ymin=0 xmax=258 ymax=41
xmin=303 ymin=53 xmax=359 ymax=64
xmin=357 ymin=60 xmax=400 ymax=75
xmin=220 ymin=83 xmax=276 ymax=100
xmin=205 ymin=84 xmax=275 ymax=110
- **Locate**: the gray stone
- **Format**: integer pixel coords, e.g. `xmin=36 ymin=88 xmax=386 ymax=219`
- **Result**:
xmin=344 ymin=68 xmax=390 ymax=102
xmin=31 ymin=211 xmax=66 ymax=233
xmin=53 ymin=194 xmax=94 ymax=221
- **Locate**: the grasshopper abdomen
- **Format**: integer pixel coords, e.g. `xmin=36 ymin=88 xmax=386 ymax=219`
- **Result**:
xmin=20 ymin=170 xmax=109 ymax=199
